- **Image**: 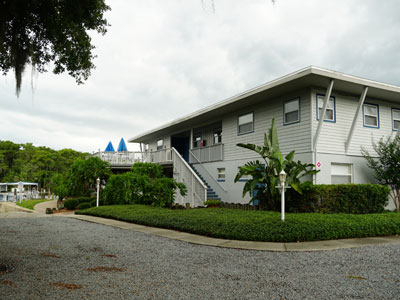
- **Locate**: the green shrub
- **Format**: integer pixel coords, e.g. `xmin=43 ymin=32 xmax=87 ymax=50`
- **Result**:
xmin=103 ymin=163 xmax=186 ymax=208
xmin=77 ymin=202 xmax=92 ymax=210
xmin=76 ymin=197 xmax=91 ymax=204
xmin=64 ymin=198 xmax=79 ymax=210
xmin=287 ymin=183 xmax=390 ymax=214
xmin=204 ymin=199 xmax=222 ymax=207
xmin=76 ymin=204 xmax=400 ymax=242
xmin=90 ymin=199 xmax=97 ymax=207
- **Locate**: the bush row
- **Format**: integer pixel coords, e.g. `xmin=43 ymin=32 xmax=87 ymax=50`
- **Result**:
xmin=64 ymin=197 xmax=98 ymax=210
xmin=286 ymin=183 xmax=390 ymax=214
xmin=76 ymin=204 xmax=400 ymax=242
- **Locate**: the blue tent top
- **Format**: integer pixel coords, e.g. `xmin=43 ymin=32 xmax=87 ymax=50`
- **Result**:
xmin=105 ymin=141 xmax=115 ymax=152
xmin=117 ymin=138 xmax=128 ymax=152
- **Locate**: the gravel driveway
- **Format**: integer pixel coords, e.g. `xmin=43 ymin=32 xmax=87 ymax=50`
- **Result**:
xmin=0 ymin=213 xmax=399 ymax=300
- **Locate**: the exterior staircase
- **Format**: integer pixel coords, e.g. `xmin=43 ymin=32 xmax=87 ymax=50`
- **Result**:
xmin=190 ymin=164 xmax=220 ymax=201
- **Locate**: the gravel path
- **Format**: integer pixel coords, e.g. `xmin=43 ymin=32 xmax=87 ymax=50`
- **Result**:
xmin=0 ymin=214 xmax=399 ymax=300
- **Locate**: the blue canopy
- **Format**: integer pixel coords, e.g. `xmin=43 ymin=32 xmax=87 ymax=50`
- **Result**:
xmin=117 ymin=138 xmax=128 ymax=152
xmin=104 ymin=141 xmax=115 ymax=152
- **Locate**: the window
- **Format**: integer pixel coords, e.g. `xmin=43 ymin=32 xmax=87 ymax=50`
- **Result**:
xmin=331 ymin=163 xmax=352 ymax=184
xmin=193 ymin=135 xmax=201 ymax=148
xmin=392 ymin=108 xmax=400 ymax=131
xmin=363 ymin=103 xmax=379 ymax=128
xmin=238 ymin=112 xmax=254 ymax=134
xmin=145 ymin=144 xmax=149 ymax=151
xmin=284 ymin=98 xmax=300 ymax=125
xmin=217 ymin=168 xmax=225 ymax=181
xmin=213 ymin=128 xmax=222 ymax=144
xmin=317 ymin=94 xmax=336 ymax=122
xmin=156 ymin=139 xmax=163 ymax=150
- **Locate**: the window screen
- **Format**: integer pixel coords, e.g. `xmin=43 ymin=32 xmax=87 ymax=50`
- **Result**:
xmin=284 ymin=98 xmax=300 ymax=124
xmin=238 ymin=113 xmax=254 ymax=134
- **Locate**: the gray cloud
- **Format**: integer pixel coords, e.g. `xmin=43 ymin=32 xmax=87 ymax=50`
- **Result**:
xmin=1 ymin=0 xmax=400 ymax=152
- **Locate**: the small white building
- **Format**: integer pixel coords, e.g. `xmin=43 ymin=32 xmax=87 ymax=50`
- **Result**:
xmin=98 ymin=66 xmax=400 ymax=208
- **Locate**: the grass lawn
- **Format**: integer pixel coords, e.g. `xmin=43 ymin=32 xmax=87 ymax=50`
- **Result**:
xmin=76 ymin=205 xmax=400 ymax=242
xmin=17 ymin=199 xmax=51 ymax=210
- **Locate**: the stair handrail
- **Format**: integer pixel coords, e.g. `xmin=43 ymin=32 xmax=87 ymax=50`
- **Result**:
xmin=171 ymin=147 xmax=207 ymax=206
xmin=189 ymin=150 xmax=227 ymax=192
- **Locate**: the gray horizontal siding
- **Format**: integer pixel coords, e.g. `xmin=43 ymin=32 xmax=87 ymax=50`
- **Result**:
xmin=311 ymin=88 xmax=398 ymax=156
xmin=222 ymin=90 xmax=311 ymax=161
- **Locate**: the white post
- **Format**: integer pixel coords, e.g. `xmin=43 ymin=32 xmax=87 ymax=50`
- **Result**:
xmin=281 ymin=184 xmax=285 ymax=221
xmin=279 ymin=170 xmax=287 ymax=222
xmin=96 ymin=177 xmax=100 ymax=207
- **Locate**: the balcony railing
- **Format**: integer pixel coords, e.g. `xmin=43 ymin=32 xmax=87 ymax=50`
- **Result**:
xmin=92 ymin=149 xmax=173 ymax=166
xmin=189 ymin=143 xmax=223 ymax=164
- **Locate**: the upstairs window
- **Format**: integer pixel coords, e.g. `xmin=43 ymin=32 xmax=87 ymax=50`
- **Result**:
xmin=317 ymin=94 xmax=336 ymax=122
xmin=145 ymin=144 xmax=149 ymax=151
xmin=156 ymin=139 xmax=163 ymax=150
xmin=392 ymin=108 xmax=400 ymax=131
xmin=284 ymin=98 xmax=300 ymax=125
xmin=238 ymin=112 xmax=254 ymax=135
xmin=331 ymin=163 xmax=352 ymax=184
xmin=213 ymin=128 xmax=222 ymax=144
xmin=363 ymin=103 xmax=379 ymax=128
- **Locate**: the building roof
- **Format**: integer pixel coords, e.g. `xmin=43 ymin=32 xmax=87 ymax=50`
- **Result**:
xmin=129 ymin=66 xmax=400 ymax=143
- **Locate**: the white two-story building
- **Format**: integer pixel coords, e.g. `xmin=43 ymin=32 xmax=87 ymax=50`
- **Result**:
xmin=97 ymin=66 xmax=399 ymax=208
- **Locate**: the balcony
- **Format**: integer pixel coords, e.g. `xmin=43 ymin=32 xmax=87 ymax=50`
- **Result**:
xmin=189 ymin=143 xmax=224 ymax=164
xmin=92 ymin=148 xmax=173 ymax=168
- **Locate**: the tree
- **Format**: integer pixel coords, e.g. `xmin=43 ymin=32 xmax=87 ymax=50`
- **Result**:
xmin=0 ymin=0 xmax=110 ymax=96
xmin=362 ymin=135 xmax=400 ymax=212
xmin=65 ymin=157 xmax=111 ymax=197
xmin=234 ymin=119 xmax=318 ymax=210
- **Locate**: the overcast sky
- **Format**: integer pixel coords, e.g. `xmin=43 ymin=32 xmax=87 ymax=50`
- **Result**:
xmin=1 ymin=0 xmax=399 ymax=153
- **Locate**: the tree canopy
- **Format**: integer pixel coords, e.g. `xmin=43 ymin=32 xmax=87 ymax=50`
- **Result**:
xmin=0 ymin=0 xmax=110 ymax=96
xmin=0 ymin=140 xmax=86 ymax=190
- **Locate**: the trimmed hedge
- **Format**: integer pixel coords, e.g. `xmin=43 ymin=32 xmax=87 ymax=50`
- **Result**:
xmin=77 ymin=202 xmax=92 ymax=210
xmin=64 ymin=198 xmax=79 ymax=210
xmin=287 ymin=183 xmax=390 ymax=214
xmin=76 ymin=204 xmax=400 ymax=242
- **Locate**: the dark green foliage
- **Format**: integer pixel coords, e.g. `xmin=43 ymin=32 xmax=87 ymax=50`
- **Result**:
xmin=0 ymin=140 xmax=86 ymax=191
xmin=65 ymin=157 xmax=111 ymax=197
xmin=64 ymin=198 xmax=79 ymax=210
xmin=103 ymin=162 xmax=187 ymax=208
xmin=76 ymin=197 xmax=92 ymax=204
xmin=286 ymin=183 xmax=390 ymax=214
xmin=76 ymin=205 xmax=400 ymax=242
xmin=235 ymin=119 xmax=318 ymax=210
xmin=0 ymin=0 xmax=110 ymax=96
xmin=362 ymin=135 xmax=400 ymax=211
xmin=77 ymin=202 xmax=92 ymax=210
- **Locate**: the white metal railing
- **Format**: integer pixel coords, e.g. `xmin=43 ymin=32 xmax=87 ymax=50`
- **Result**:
xmin=92 ymin=151 xmax=144 ymax=165
xmin=92 ymin=149 xmax=173 ymax=166
xmin=171 ymin=148 xmax=207 ymax=207
xmin=189 ymin=143 xmax=224 ymax=163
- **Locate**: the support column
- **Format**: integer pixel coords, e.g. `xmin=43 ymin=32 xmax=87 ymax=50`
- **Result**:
xmin=313 ymin=79 xmax=334 ymax=151
xmin=345 ymin=86 xmax=368 ymax=153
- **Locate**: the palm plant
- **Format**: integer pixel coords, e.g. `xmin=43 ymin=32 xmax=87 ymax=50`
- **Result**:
xmin=234 ymin=119 xmax=318 ymax=210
